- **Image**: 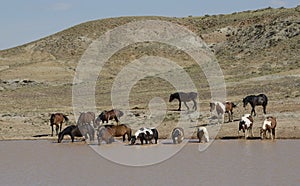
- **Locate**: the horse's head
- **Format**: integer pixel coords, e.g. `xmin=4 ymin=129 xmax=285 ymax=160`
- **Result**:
xmin=130 ymin=136 xmax=137 ymax=145
xmin=242 ymin=98 xmax=248 ymax=108
xmin=169 ymin=94 xmax=175 ymax=102
xmin=209 ymin=102 xmax=215 ymax=112
xmin=57 ymin=132 xmax=63 ymax=143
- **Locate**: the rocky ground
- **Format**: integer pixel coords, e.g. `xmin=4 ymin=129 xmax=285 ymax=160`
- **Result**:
xmin=0 ymin=6 xmax=299 ymax=141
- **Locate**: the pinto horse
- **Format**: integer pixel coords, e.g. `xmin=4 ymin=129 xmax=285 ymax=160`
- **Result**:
xmin=130 ymin=127 xmax=158 ymax=145
xmin=243 ymin=94 xmax=268 ymax=116
xmin=95 ymin=109 xmax=124 ymax=127
xmin=171 ymin=127 xmax=184 ymax=144
xmin=260 ymin=116 xmax=277 ymax=140
xmin=238 ymin=114 xmax=254 ymax=139
xmin=50 ymin=113 xmax=69 ymax=136
xmin=197 ymin=127 xmax=209 ymax=143
xmin=169 ymin=92 xmax=197 ymax=111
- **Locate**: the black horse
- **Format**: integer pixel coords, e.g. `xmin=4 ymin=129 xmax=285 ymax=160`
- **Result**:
xmin=243 ymin=94 xmax=268 ymax=116
xmin=169 ymin=92 xmax=197 ymax=111
xmin=58 ymin=124 xmax=94 ymax=143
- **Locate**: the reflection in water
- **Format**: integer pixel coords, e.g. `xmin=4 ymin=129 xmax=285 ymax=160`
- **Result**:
xmin=0 ymin=140 xmax=299 ymax=185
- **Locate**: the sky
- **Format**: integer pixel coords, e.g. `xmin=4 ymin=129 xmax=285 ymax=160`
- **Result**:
xmin=0 ymin=0 xmax=299 ymax=50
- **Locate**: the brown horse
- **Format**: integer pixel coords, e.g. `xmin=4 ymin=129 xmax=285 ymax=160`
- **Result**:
xmin=77 ymin=112 xmax=95 ymax=126
xmin=102 ymin=124 xmax=131 ymax=142
xmin=50 ymin=113 xmax=69 ymax=136
xmin=225 ymin=101 xmax=237 ymax=122
xmin=95 ymin=109 xmax=124 ymax=127
xmin=169 ymin=92 xmax=197 ymax=111
xmin=260 ymin=116 xmax=277 ymax=140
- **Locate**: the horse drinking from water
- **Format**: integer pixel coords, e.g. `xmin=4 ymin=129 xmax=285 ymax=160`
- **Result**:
xmin=171 ymin=127 xmax=184 ymax=144
xmin=130 ymin=127 xmax=158 ymax=145
xmin=238 ymin=114 xmax=254 ymax=139
xmin=243 ymin=94 xmax=268 ymax=116
xmin=97 ymin=126 xmax=114 ymax=145
xmin=95 ymin=109 xmax=124 ymax=127
xmin=58 ymin=124 xmax=95 ymax=143
xmin=50 ymin=113 xmax=69 ymax=136
xmin=260 ymin=116 xmax=277 ymax=140
xmin=197 ymin=127 xmax=209 ymax=143
xmin=103 ymin=124 xmax=132 ymax=142
xmin=169 ymin=92 xmax=197 ymax=111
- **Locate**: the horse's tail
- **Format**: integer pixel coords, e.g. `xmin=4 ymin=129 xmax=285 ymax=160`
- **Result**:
xmin=63 ymin=115 xmax=69 ymax=123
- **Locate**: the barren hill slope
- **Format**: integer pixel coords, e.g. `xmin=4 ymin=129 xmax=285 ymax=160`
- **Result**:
xmin=0 ymin=6 xmax=299 ymax=140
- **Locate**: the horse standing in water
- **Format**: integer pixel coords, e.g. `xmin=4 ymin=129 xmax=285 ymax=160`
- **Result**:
xmin=243 ymin=94 xmax=268 ymax=116
xmin=50 ymin=113 xmax=69 ymax=136
xmin=169 ymin=92 xmax=197 ymax=111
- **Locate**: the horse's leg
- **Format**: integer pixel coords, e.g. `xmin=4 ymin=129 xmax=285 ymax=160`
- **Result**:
xmin=251 ymin=106 xmax=256 ymax=116
xmin=51 ymin=125 xmax=54 ymax=136
xmin=115 ymin=117 xmax=119 ymax=125
xmin=178 ymin=101 xmax=181 ymax=111
xmin=192 ymin=99 xmax=197 ymax=110
xmin=55 ymin=125 xmax=59 ymax=136
xmin=122 ymin=134 xmax=125 ymax=142
xmin=183 ymin=101 xmax=189 ymax=111
xmin=59 ymin=123 xmax=62 ymax=133
xmin=263 ymin=105 xmax=267 ymax=115
xmin=272 ymin=129 xmax=275 ymax=140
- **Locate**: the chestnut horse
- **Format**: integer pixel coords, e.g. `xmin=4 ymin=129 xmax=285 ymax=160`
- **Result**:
xmin=95 ymin=109 xmax=124 ymax=127
xmin=50 ymin=113 xmax=69 ymax=136
xmin=97 ymin=126 xmax=114 ymax=145
xmin=102 ymin=124 xmax=131 ymax=142
xmin=169 ymin=92 xmax=197 ymax=111
xmin=243 ymin=94 xmax=268 ymax=116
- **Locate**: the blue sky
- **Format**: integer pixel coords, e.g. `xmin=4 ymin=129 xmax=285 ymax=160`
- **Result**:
xmin=0 ymin=0 xmax=299 ymax=50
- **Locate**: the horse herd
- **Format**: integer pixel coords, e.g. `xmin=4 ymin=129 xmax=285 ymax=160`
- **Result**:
xmin=50 ymin=92 xmax=276 ymax=145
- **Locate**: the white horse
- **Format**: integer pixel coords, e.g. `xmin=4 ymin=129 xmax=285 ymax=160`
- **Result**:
xmin=197 ymin=127 xmax=209 ymax=143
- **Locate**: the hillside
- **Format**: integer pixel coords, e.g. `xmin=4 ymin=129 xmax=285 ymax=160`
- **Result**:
xmin=0 ymin=6 xmax=299 ymax=140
